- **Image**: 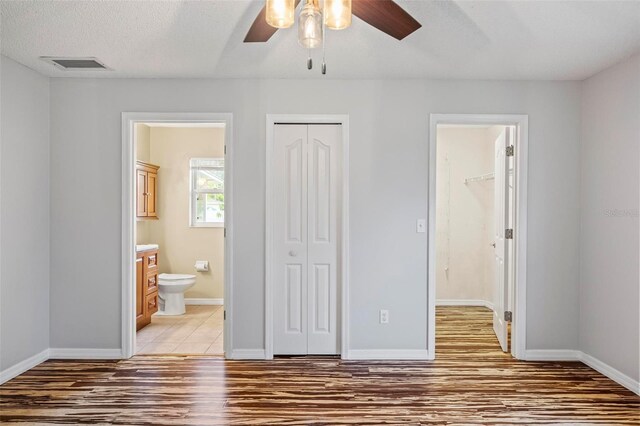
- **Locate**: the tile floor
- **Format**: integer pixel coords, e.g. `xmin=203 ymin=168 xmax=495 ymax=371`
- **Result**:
xmin=136 ymin=305 xmax=224 ymax=355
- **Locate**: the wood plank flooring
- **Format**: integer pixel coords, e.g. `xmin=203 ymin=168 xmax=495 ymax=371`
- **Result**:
xmin=1 ymin=307 xmax=638 ymax=424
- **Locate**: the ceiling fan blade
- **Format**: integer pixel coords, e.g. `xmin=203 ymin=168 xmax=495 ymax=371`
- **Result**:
xmin=352 ymin=0 xmax=421 ymax=40
xmin=244 ymin=0 xmax=302 ymax=43
xmin=244 ymin=5 xmax=277 ymax=42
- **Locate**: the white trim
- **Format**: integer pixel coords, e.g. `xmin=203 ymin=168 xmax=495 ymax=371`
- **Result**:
xmin=346 ymin=349 xmax=430 ymax=360
xmin=121 ymin=112 xmax=234 ymax=360
xmin=428 ymin=114 xmax=528 ymax=361
xmin=265 ymin=114 xmax=350 ymax=360
xmin=523 ymin=350 xmax=639 ymax=395
xmin=523 ymin=349 xmax=581 ymax=361
xmin=49 ymin=348 xmax=123 ymax=359
xmin=228 ymin=349 xmax=266 ymax=360
xmin=184 ymin=298 xmax=224 ymax=305
xmin=580 ymin=352 xmax=640 ymax=395
xmin=0 ymin=349 xmax=49 ymax=384
xmin=436 ymin=299 xmax=494 ymax=310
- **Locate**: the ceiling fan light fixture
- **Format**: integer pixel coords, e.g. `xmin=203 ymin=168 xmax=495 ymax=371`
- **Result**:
xmin=265 ymin=0 xmax=295 ymax=28
xmin=324 ymin=0 xmax=352 ymax=30
xmin=298 ymin=0 xmax=323 ymax=48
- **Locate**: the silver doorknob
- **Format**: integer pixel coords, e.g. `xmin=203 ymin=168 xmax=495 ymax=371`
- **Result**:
xmin=289 ymin=250 xmax=297 ymax=257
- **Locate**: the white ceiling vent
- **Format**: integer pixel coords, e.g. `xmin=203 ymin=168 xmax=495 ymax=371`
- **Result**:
xmin=40 ymin=57 xmax=110 ymax=71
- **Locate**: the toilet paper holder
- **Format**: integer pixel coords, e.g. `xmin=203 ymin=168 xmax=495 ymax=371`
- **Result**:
xmin=194 ymin=260 xmax=209 ymax=272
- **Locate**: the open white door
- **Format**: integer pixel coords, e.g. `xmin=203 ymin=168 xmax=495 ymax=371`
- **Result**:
xmin=493 ymin=128 xmax=510 ymax=352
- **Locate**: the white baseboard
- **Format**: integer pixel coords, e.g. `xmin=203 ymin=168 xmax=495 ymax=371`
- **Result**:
xmin=523 ymin=349 xmax=581 ymax=361
xmin=0 ymin=348 xmax=49 ymax=385
xmin=523 ymin=350 xmax=639 ymax=396
xmin=345 ymin=349 xmax=430 ymax=360
xmin=228 ymin=349 xmax=265 ymax=359
xmin=185 ymin=298 xmax=224 ymax=306
xmin=580 ymin=352 xmax=639 ymax=395
xmin=49 ymin=348 xmax=123 ymax=359
xmin=436 ymin=299 xmax=494 ymax=310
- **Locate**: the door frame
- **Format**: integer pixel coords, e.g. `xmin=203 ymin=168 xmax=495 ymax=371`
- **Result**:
xmin=265 ymin=114 xmax=350 ymax=359
xmin=427 ymin=113 xmax=529 ymax=360
xmin=121 ymin=112 xmax=234 ymax=359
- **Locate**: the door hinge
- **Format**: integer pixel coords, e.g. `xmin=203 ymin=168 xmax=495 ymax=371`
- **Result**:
xmin=224 ymin=310 xmax=226 ymax=320
xmin=505 ymin=228 xmax=513 ymax=239
xmin=224 ymin=145 xmax=227 ymax=155
xmin=224 ymin=228 xmax=226 ymax=238
xmin=506 ymin=145 xmax=514 ymax=157
xmin=504 ymin=311 xmax=513 ymax=322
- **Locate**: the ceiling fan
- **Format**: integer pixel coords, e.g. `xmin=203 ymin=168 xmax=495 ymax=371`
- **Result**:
xmin=244 ymin=0 xmax=421 ymax=73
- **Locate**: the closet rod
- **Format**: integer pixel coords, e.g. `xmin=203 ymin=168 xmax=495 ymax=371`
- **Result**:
xmin=464 ymin=172 xmax=495 ymax=184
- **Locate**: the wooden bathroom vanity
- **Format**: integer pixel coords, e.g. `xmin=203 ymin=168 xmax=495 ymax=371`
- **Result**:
xmin=136 ymin=246 xmax=159 ymax=331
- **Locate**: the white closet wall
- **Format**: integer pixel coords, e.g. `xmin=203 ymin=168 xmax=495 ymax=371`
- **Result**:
xmin=435 ymin=127 xmax=501 ymax=304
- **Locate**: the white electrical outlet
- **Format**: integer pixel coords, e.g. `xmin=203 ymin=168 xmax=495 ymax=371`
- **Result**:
xmin=379 ymin=309 xmax=389 ymax=324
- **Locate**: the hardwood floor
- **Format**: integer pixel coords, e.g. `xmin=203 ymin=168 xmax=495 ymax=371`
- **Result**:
xmin=1 ymin=307 xmax=638 ymax=424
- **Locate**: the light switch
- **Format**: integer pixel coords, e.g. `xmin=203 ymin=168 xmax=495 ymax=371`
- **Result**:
xmin=416 ymin=219 xmax=426 ymax=233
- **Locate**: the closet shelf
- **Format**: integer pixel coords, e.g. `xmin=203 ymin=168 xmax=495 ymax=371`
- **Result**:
xmin=464 ymin=172 xmax=494 ymax=184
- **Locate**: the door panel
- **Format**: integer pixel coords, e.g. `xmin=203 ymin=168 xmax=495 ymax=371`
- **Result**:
xmin=285 ymin=140 xmax=305 ymax=243
xmin=135 ymin=257 xmax=144 ymax=329
xmin=306 ymin=125 xmax=340 ymax=354
xmin=273 ymin=124 xmax=340 ymax=355
xmin=147 ymin=172 xmax=158 ymax=217
xmin=274 ymin=125 xmax=308 ymax=354
xmin=311 ymin=264 xmax=331 ymax=333
xmin=286 ymin=264 xmax=304 ymax=333
xmin=493 ymin=128 xmax=510 ymax=352
xmin=136 ymin=170 xmax=147 ymax=217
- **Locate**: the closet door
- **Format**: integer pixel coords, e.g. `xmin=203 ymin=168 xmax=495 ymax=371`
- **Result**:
xmin=272 ymin=124 xmax=341 ymax=355
xmin=273 ymin=125 xmax=309 ymax=354
xmin=306 ymin=125 xmax=340 ymax=354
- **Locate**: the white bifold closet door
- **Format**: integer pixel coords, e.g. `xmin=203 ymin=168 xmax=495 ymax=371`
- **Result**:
xmin=273 ymin=124 xmax=341 ymax=355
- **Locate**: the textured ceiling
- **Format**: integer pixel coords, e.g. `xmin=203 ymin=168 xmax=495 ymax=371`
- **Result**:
xmin=2 ymin=0 xmax=639 ymax=80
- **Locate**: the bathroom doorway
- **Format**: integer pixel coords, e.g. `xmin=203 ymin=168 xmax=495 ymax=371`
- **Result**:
xmin=121 ymin=113 xmax=234 ymax=359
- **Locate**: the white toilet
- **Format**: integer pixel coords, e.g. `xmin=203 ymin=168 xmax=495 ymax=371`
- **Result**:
xmin=157 ymin=273 xmax=196 ymax=315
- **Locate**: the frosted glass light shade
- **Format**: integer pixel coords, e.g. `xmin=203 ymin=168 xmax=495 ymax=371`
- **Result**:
xmin=324 ymin=0 xmax=351 ymax=30
xmin=266 ymin=0 xmax=295 ymax=28
xmin=298 ymin=0 xmax=323 ymax=48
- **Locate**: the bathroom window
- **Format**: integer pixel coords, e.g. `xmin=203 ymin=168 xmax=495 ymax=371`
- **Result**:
xmin=190 ymin=158 xmax=224 ymax=227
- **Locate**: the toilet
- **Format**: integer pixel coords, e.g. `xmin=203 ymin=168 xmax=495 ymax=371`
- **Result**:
xmin=157 ymin=273 xmax=196 ymax=315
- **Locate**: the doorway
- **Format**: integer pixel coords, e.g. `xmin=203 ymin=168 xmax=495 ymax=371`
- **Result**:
xmin=265 ymin=115 xmax=350 ymax=359
xmin=121 ymin=113 xmax=234 ymax=359
xmin=427 ymin=114 xmax=528 ymax=360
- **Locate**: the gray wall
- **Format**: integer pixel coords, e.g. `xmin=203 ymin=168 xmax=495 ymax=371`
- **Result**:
xmin=0 ymin=56 xmax=50 ymax=369
xmin=48 ymin=77 xmax=582 ymax=353
xmin=579 ymin=53 xmax=640 ymax=381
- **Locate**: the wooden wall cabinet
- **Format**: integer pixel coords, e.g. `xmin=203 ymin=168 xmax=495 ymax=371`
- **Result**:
xmin=136 ymin=248 xmax=159 ymax=331
xmin=136 ymin=161 xmax=159 ymax=219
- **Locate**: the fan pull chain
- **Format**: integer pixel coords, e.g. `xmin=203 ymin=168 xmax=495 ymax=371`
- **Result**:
xmin=307 ymin=48 xmax=313 ymax=70
xmin=321 ymin=5 xmax=327 ymax=75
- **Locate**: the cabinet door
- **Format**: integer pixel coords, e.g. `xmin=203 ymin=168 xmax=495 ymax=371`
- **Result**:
xmin=146 ymin=272 xmax=158 ymax=295
xmin=146 ymin=292 xmax=159 ymax=317
xmin=147 ymin=172 xmax=158 ymax=218
xmin=136 ymin=170 xmax=148 ymax=217
xmin=146 ymin=251 xmax=158 ymax=271
xmin=135 ymin=257 xmax=145 ymax=329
